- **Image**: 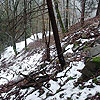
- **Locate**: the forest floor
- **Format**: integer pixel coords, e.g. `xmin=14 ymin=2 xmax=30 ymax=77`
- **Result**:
xmin=0 ymin=17 xmax=100 ymax=100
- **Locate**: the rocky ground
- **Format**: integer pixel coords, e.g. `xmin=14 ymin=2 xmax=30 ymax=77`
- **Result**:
xmin=0 ymin=17 xmax=100 ymax=100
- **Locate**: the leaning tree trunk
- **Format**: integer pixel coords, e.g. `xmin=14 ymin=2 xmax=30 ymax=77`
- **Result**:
xmin=54 ymin=0 xmax=66 ymax=34
xmin=46 ymin=0 xmax=65 ymax=69
xmin=96 ymin=0 xmax=100 ymax=16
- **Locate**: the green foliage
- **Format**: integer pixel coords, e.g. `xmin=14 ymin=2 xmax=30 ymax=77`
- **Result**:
xmin=92 ymin=57 xmax=100 ymax=62
xmin=93 ymin=78 xmax=98 ymax=84
xmin=68 ymin=76 xmax=75 ymax=80
xmin=83 ymin=45 xmax=88 ymax=50
xmin=79 ymin=85 xmax=84 ymax=90
xmin=98 ymin=93 xmax=100 ymax=96
xmin=73 ymin=42 xmax=79 ymax=48
xmin=92 ymin=76 xmax=100 ymax=85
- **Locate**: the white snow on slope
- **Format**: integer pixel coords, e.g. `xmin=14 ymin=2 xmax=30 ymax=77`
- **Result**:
xmin=0 ymin=33 xmax=44 ymax=85
xmin=0 ymin=33 xmax=100 ymax=100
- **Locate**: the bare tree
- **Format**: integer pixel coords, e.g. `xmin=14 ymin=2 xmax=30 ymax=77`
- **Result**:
xmin=46 ymin=0 xmax=65 ymax=69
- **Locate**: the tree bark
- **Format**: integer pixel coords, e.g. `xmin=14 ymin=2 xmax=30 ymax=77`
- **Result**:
xmin=46 ymin=0 xmax=65 ymax=69
xmin=42 ymin=0 xmax=46 ymax=40
xmin=12 ymin=0 xmax=18 ymax=55
xmin=96 ymin=0 xmax=100 ymax=16
xmin=12 ymin=38 xmax=17 ymax=55
xmin=54 ymin=0 xmax=66 ymax=34
xmin=24 ymin=0 xmax=27 ymax=51
xmin=81 ymin=0 xmax=86 ymax=26
xmin=65 ymin=0 xmax=69 ymax=32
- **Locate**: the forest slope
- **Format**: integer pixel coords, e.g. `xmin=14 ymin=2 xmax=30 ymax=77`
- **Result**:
xmin=0 ymin=17 xmax=100 ymax=100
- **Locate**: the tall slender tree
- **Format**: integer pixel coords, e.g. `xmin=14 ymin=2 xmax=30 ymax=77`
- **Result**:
xmin=24 ymin=0 xmax=27 ymax=51
xmin=65 ymin=0 xmax=69 ymax=32
xmin=42 ymin=0 xmax=46 ymax=40
xmin=46 ymin=0 xmax=65 ymax=69
xmin=81 ymin=0 xmax=86 ymax=26
xmin=12 ymin=0 xmax=19 ymax=55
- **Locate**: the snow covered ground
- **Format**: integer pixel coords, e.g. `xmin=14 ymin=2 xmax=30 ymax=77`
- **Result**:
xmin=0 ymin=32 xmax=100 ymax=100
xmin=0 ymin=33 xmax=44 ymax=85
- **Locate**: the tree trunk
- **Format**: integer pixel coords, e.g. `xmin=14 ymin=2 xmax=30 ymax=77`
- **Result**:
xmin=81 ymin=0 xmax=86 ymax=26
xmin=65 ymin=0 xmax=69 ymax=32
xmin=72 ymin=0 xmax=76 ymax=25
xmin=42 ymin=0 xmax=46 ymax=40
xmin=96 ymin=0 xmax=100 ymax=16
xmin=12 ymin=0 xmax=17 ymax=55
xmin=46 ymin=0 xmax=65 ymax=69
xmin=12 ymin=38 xmax=17 ymax=55
xmin=24 ymin=0 xmax=27 ymax=51
xmin=46 ymin=18 xmax=51 ymax=61
xmin=54 ymin=0 xmax=66 ymax=34
xmin=63 ymin=0 xmax=66 ymax=26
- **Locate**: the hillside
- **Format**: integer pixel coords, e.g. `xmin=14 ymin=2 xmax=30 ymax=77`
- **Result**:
xmin=0 ymin=17 xmax=100 ymax=100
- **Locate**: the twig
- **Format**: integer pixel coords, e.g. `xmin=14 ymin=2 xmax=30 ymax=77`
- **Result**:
xmin=0 ymin=77 xmax=9 ymax=83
